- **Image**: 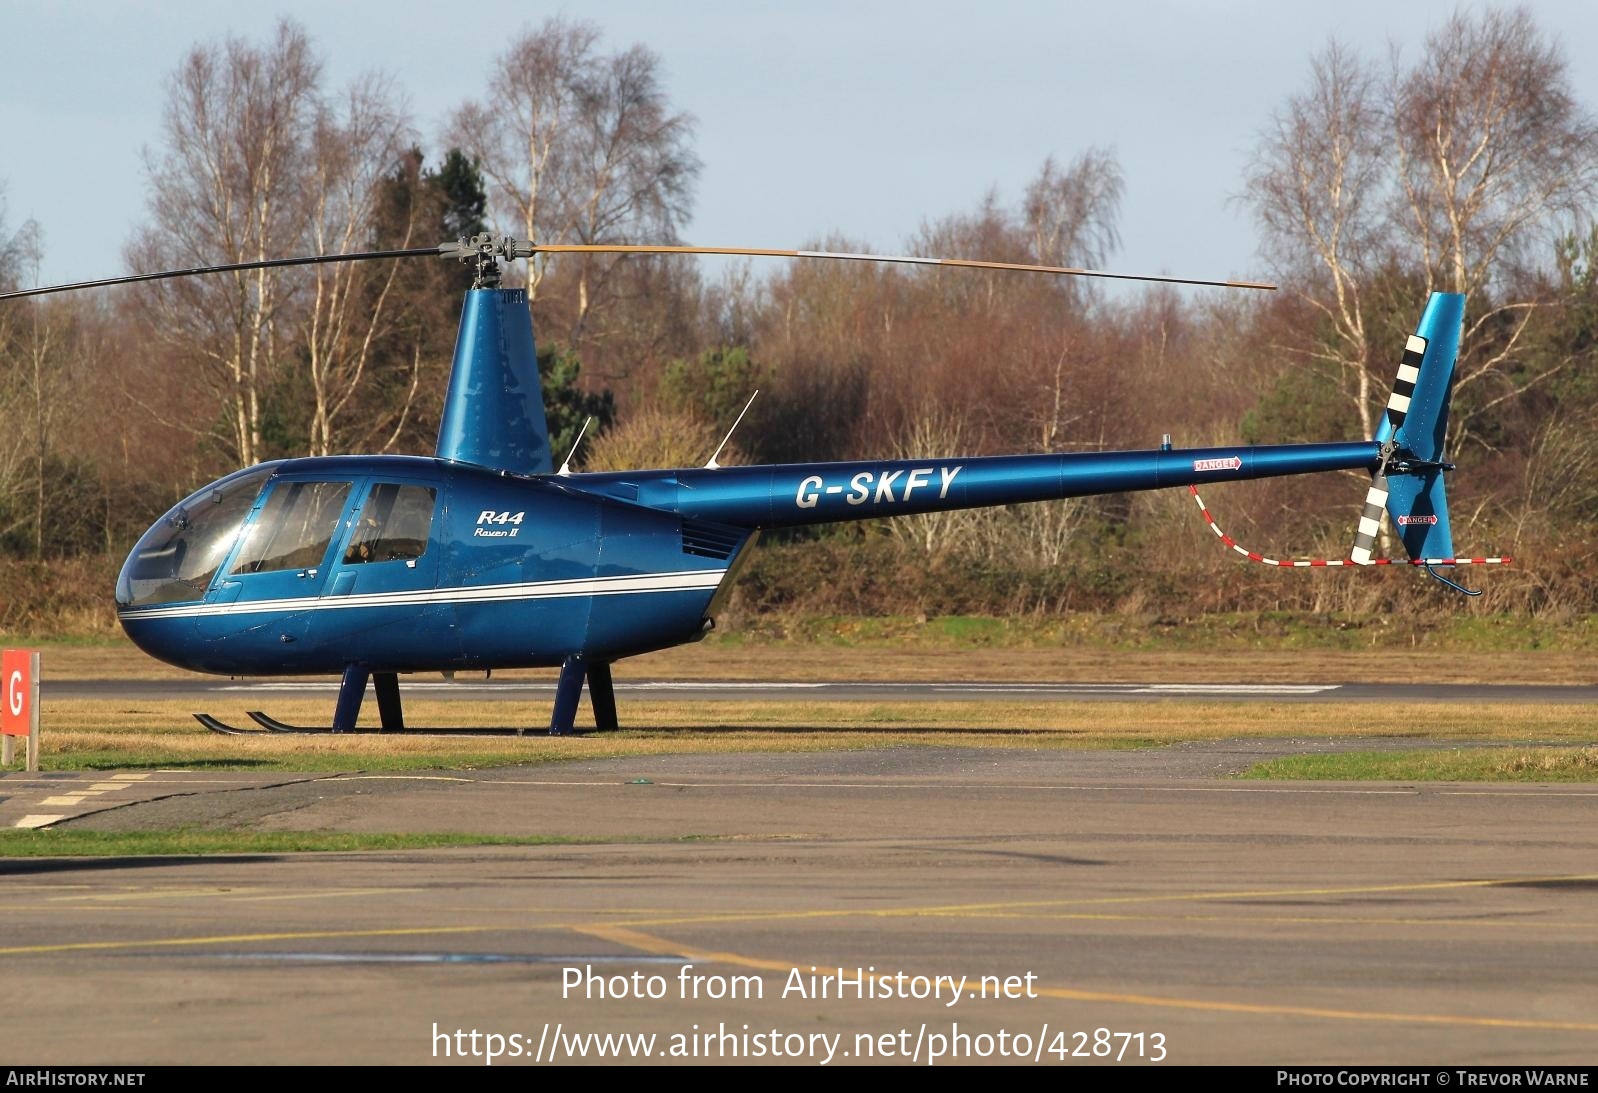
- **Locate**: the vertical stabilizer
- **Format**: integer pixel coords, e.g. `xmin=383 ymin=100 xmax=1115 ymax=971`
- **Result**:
xmin=435 ymin=288 xmax=553 ymax=475
xmin=1353 ymin=292 xmax=1464 ymax=564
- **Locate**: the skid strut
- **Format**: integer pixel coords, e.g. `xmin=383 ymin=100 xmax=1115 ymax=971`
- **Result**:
xmin=549 ymin=656 xmax=620 ymax=735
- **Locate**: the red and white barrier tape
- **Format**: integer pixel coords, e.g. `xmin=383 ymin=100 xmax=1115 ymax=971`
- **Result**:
xmin=1189 ymin=485 xmax=1510 ymax=568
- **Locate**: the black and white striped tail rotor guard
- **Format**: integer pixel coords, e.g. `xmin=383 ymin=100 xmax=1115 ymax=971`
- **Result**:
xmin=1350 ymin=334 xmax=1426 ymax=566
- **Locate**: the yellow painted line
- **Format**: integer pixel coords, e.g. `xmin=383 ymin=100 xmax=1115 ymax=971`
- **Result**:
xmin=13 ymin=815 xmax=64 ymax=829
xmin=577 ymin=924 xmax=1598 ymax=1035
xmin=0 ymin=925 xmax=503 ymax=956
xmin=217 ymin=887 xmax=423 ymax=904
xmin=589 ymin=873 xmax=1598 ymax=930
xmin=39 ymin=796 xmax=86 ymax=807
xmin=913 ymin=910 xmax=1598 ymax=931
xmin=579 ymin=924 xmax=791 ymax=970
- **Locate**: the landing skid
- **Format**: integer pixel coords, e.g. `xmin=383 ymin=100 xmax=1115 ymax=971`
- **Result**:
xmin=194 ymin=713 xmax=254 ymax=735
xmin=193 ymin=712 xmax=534 ymax=737
xmin=194 ymin=657 xmax=621 ymax=738
xmin=248 ymin=710 xmax=530 ymax=736
xmin=249 ymin=710 xmax=319 ymax=733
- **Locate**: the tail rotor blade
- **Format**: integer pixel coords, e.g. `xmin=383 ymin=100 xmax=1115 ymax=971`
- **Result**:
xmin=1350 ymin=474 xmax=1390 ymax=565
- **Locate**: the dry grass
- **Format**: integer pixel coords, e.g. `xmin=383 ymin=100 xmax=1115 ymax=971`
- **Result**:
xmin=1496 ymin=745 xmax=1598 ymax=776
xmin=1246 ymin=745 xmax=1598 ymax=782
xmin=28 ymin=636 xmax=1598 ymax=686
xmin=13 ymin=697 xmax=1596 ymax=772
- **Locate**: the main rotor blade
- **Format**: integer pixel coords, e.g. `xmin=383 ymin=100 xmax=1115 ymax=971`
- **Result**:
xmin=525 ymin=243 xmax=1277 ymax=291
xmin=1 ymin=234 xmax=1276 ymax=300
xmin=0 ymin=246 xmax=449 ymax=301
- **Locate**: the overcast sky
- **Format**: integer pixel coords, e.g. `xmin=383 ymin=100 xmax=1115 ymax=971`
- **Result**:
xmin=4 ymin=1 xmax=1597 ymax=291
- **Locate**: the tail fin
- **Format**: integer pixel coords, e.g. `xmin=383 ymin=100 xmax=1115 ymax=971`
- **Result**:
xmin=1351 ymin=292 xmax=1463 ymax=565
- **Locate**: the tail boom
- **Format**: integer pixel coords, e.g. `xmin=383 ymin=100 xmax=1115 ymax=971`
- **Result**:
xmin=572 ymin=441 xmax=1381 ymax=530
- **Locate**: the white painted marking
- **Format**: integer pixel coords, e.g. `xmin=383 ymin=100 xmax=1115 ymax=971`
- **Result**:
xmin=1387 ymin=393 xmax=1412 ymax=414
xmin=14 ymin=815 xmax=64 ymax=828
xmin=39 ymin=796 xmax=86 ymax=806
xmin=88 ymin=783 xmax=128 ymax=792
xmin=112 ymin=773 xmax=152 ymax=780
xmin=1406 ymin=335 xmax=1427 ymax=355
xmin=1396 ymin=363 xmax=1420 ymax=384
xmin=1137 ymin=684 xmax=1339 ymax=695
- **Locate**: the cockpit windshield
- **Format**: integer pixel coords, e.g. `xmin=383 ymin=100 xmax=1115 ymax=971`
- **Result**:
xmin=115 ymin=467 xmax=273 ymax=607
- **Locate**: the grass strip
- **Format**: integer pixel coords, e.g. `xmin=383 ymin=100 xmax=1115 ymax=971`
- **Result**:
xmin=1243 ymin=746 xmax=1598 ymax=782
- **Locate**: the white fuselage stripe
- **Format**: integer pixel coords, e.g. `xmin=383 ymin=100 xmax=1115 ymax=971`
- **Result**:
xmin=119 ymin=569 xmax=727 ymax=621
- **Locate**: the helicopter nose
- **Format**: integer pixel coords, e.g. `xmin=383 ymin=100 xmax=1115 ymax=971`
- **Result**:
xmin=117 ymin=610 xmax=202 ymax=673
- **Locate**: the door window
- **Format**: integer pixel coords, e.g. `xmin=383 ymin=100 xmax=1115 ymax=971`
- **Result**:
xmin=342 ymin=484 xmax=438 ymax=565
xmin=228 ymin=481 xmax=351 ymax=575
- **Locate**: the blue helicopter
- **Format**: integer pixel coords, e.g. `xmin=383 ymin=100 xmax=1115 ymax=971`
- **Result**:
xmin=1 ymin=236 xmax=1501 ymax=735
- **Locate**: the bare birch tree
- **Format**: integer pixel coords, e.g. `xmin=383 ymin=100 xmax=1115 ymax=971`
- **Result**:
xmin=0 ymin=219 xmax=88 ymax=555
xmin=1243 ymin=41 xmax=1387 ymax=440
xmin=448 ymin=17 xmax=699 ymax=339
xmin=130 ymin=21 xmax=419 ymax=464
xmin=302 ymin=76 xmax=415 ymax=455
xmin=1389 ymin=6 xmax=1598 ymax=447
xmin=1245 ymin=10 xmax=1598 ymax=451
xmin=1024 ymin=148 xmax=1124 ymax=274
xmin=129 ymin=20 xmax=321 ymax=467
xmin=0 ymin=206 xmax=37 ymax=542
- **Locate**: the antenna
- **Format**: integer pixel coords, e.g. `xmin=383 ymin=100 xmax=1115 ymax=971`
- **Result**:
xmin=557 ymin=417 xmax=594 ymax=476
xmin=705 ymin=391 xmax=759 ymax=470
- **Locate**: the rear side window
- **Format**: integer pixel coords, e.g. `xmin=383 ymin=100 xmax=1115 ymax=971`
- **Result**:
xmin=343 ymin=484 xmax=437 ymax=565
xmin=228 ymin=481 xmax=351 ymax=575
